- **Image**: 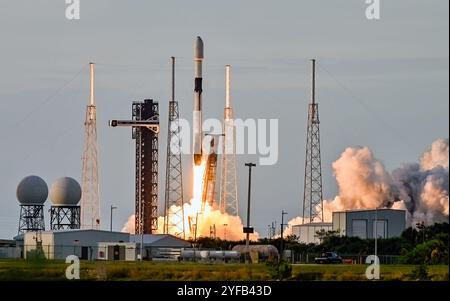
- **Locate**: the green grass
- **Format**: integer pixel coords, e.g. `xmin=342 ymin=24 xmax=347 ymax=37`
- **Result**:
xmin=0 ymin=259 xmax=448 ymax=281
xmin=292 ymin=264 xmax=449 ymax=281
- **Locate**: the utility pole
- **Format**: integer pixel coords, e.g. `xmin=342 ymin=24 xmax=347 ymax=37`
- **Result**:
xmin=280 ymin=210 xmax=287 ymax=260
xmin=244 ymin=163 xmax=256 ymax=263
xmin=110 ymin=205 xmax=117 ymax=232
xmin=374 ymin=207 xmax=378 ymax=259
xmin=223 ymin=223 xmax=228 ymax=241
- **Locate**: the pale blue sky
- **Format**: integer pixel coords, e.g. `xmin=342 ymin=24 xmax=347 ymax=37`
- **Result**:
xmin=0 ymin=1 xmax=448 ymax=238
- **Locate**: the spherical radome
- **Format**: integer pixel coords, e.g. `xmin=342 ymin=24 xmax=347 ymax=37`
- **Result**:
xmin=49 ymin=177 xmax=82 ymax=206
xmin=16 ymin=175 xmax=48 ymax=205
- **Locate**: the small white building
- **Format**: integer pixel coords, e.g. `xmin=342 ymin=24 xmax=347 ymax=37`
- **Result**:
xmin=97 ymin=242 xmax=137 ymax=261
xmin=291 ymin=222 xmax=333 ymax=244
xmin=130 ymin=234 xmax=191 ymax=260
xmin=22 ymin=229 xmax=130 ymax=260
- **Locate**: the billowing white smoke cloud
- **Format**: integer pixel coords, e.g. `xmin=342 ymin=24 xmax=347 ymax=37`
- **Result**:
xmin=122 ymin=214 xmax=136 ymax=234
xmin=121 ymin=201 xmax=259 ymax=241
xmin=420 ymin=138 xmax=449 ymax=170
xmin=287 ymin=138 xmax=449 ymax=229
xmin=392 ymin=138 xmax=449 ymax=225
xmin=283 ymin=216 xmax=305 ymax=236
xmin=322 ymin=146 xmax=395 ymax=221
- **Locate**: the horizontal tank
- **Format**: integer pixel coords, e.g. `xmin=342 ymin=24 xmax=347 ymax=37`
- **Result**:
xmin=180 ymin=249 xmax=241 ymax=261
xmin=232 ymin=245 xmax=279 ymax=260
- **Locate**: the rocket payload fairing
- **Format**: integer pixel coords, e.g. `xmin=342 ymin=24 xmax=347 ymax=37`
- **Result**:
xmin=193 ymin=36 xmax=204 ymax=165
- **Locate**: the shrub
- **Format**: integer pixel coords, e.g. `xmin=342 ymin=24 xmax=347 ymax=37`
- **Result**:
xmin=26 ymin=249 xmax=47 ymax=264
xmin=267 ymin=260 xmax=292 ymax=280
xmin=408 ymin=264 xmax=431 ymax=281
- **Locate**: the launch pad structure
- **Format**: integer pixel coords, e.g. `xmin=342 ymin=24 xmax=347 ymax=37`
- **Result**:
xmin=109 ymin=99 xmax=160 ymax=234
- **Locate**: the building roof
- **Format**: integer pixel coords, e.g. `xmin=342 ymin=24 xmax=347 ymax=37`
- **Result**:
xmin=333 ymin=208 xmax=406 ymax=214
xmin=130 ymin=234 xmax=191 ymax=247
xmin=0 ymin=239 xmax=16 ymax=246
xmin=47 ymin=229 xmax=128 ymax=235
xmin=291 ymin=222 xmax=333 ymax=228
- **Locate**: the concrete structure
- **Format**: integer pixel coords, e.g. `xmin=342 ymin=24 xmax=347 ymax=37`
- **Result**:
xmin=332 ymin=209 xmax=406 ymax=239
xmin=22 ymin=229 xmax=129 ymax=260
xmin=130 ymin=234 xmax=191 ymax=260
xmin=291 ymin=222 xmax=333 ymax=244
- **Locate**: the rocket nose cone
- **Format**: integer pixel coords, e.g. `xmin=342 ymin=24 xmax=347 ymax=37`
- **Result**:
xmin=195 ymin=36 xmax=204 ymax=59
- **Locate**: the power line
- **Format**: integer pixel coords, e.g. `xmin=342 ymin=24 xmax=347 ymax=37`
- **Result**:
xmin=318 ymin=63 xmax=415 ymax=149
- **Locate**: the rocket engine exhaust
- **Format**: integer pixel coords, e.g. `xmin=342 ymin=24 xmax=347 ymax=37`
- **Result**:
xmin=193 ymin=36 xmax=204 ymax=166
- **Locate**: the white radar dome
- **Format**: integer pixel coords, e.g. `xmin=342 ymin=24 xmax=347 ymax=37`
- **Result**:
xmin=49 ymin=177 xmax=82 ymax=206
xmin=16 ymin=175 xmax=48 ymax=205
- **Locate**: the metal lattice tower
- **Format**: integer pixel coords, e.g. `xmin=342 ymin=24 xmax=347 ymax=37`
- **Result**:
xmin=164 ymin=57 xmax=185 ymax=238
xmin=50 ymin=206 xmax=81 ymax=230
xmin=133 ymin=100 xmax=159 ymax=234
xmin=18 ymin=205 xmax=45 ymax=235
xmin=81 ymin=63 xmax=100 ymax=229
xmin=302 ymin=59 xmax=324 ymax=223
xmin=219 ymin=65 xmax=239 ymax=216
xmin=109 ymin=100 xmax=159 ymax=235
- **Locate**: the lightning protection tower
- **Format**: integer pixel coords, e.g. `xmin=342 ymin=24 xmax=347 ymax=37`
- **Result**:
xmin=219 ymin=65 xmax=239 ymax=216
xmin=164 ymin=57 xmax=185 ymax=238
xmin=302 ymin=59 xmax=324 ymax=223
xmin=81 ymin=63 xmax=100 ymax=229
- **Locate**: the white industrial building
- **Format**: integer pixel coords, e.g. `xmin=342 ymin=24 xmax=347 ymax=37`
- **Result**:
xmin=291 ymin=222 xmax=333 ymax=244
xmin=291 ymin=208 xmax=406 ymax=244
xmin=332 ymin=209 xmax=406 ymax=239
xmin=20 ymin=229 xmax=130 ymax=260
xmin=14 ymin=230 xmax=191 ymax=261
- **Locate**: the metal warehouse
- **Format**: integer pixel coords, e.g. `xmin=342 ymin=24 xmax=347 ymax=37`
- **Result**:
xmin=332 ymin=209 xmax=406 ymax=239
xmin=21 ymin=229 xmax=130 ymax=260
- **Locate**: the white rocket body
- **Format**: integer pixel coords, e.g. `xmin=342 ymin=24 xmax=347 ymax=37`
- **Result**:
xmin=193 ymin=36 xmax=204 ymax=165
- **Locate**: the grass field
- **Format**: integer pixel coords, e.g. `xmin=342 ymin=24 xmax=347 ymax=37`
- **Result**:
xmin=0 ymin=259 xmax=448 ymax=281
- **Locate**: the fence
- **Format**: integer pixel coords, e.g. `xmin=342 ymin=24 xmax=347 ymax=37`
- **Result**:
xmin=289 ymin=252 xmax=401 ymax=264
xmin=17 ymin=244 xmax=182 ymax=261
xmin=0 ymin=247 xmax=21 ymax=259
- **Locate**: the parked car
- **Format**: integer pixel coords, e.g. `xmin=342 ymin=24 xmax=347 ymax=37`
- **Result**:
xmin=314 ymin=252 xmax=343 ymax=264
